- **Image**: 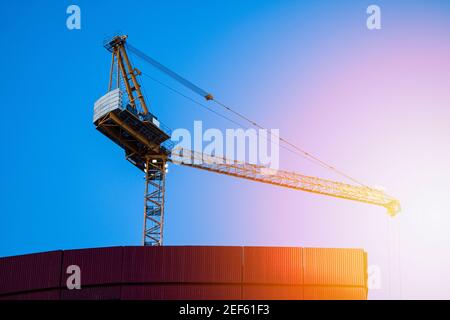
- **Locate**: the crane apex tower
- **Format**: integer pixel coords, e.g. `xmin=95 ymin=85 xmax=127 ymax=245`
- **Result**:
xmin=94 ymin=35 xmax=172 ymax=247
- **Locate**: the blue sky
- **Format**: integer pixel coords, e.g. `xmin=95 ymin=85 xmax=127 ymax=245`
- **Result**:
xmin=0 ymin=0 xmax=280 ymax=255
xmin=1 ymin=1 xmax=450 ymax=299
xmin=1 ymin=0 xmax=366 ymax=256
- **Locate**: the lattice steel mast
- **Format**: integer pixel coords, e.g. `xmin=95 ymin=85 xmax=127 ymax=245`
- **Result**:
xmin=143 ymin=158 xmax=167 ymax=246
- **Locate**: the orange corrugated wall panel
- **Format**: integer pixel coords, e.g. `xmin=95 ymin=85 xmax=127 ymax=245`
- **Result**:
xmin=243 ymin=285 xmax=304 ymax=300
xmin=303 ymin=248 xmax=368 ymax=287
xmin=304 ymin=286 xmax=367 ymax=300
xmin=243 ymin=247 xmax=303 ymax=284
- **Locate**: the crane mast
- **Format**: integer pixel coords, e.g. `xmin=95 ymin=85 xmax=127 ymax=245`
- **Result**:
xmin=93 ymin=35 xmax=400 ymax=247
xmin=96 ymin=35 xmax=173 ymax=246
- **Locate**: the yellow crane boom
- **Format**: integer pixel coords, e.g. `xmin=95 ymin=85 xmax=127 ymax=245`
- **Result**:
xmin=170 ymin=148 xmax=400 ymax=216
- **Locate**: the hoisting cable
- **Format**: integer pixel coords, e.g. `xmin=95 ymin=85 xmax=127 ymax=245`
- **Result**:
xmin=127 ymin=43 xmax=213 ymax=100
xmin=140 ymin=71 xmax=367 ymax=173
xmin=128 ymin=42 xmax=368 ymax=187
xmin=140 ymin=72 xmax=246 ymax=129
xmin=213 ymin=98 xmax=367 ymax=187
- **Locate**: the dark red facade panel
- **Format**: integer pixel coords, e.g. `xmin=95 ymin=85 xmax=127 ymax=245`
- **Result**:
xmin=120 ymin=284 xmax=163 ymax=300
xmin=0 ymin=246 xmax=368 ymax=300
xmin=163 ymin=284 xmax=241 ymax=300
xmin=242 ymin=285 xmax=304 ymax=300
xmin=61 ymin=247 xmax=123 ymax=287
xmin=243 ymin=247 xmax=303 ymax=284
xmin=0 ymin=251 xmax=62 ymax=295
xmin=0 ymin=290 xmax=61 ymax=300
xmin=122 ymin=246 xmax=242 ymax=284
xmin=61 ymin=286 xmax=121 ymax=300
xmin=121 ymin=284 xmax=241 ymax=300
xmin=303 ymin=248 xmax=367 ymax=287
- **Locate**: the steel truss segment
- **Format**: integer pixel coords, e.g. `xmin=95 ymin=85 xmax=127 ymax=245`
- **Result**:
xmin=143 ymin=158 xmax=167 ymax=246
xmin=170 ymin=148 xmax=400 ymax=216
xmin=107 ymin=35 xmax=149 ymax=116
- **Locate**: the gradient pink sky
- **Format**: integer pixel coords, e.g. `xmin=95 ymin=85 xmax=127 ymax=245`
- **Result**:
xmin=167 ymin=2 xmax=450 ymax=299
xmin=2 ymin=1 xmax=449 ymax=300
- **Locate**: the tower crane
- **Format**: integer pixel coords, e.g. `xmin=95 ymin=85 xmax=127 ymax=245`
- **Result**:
xmin=93 ymin=35 xmax=400 ymax=246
